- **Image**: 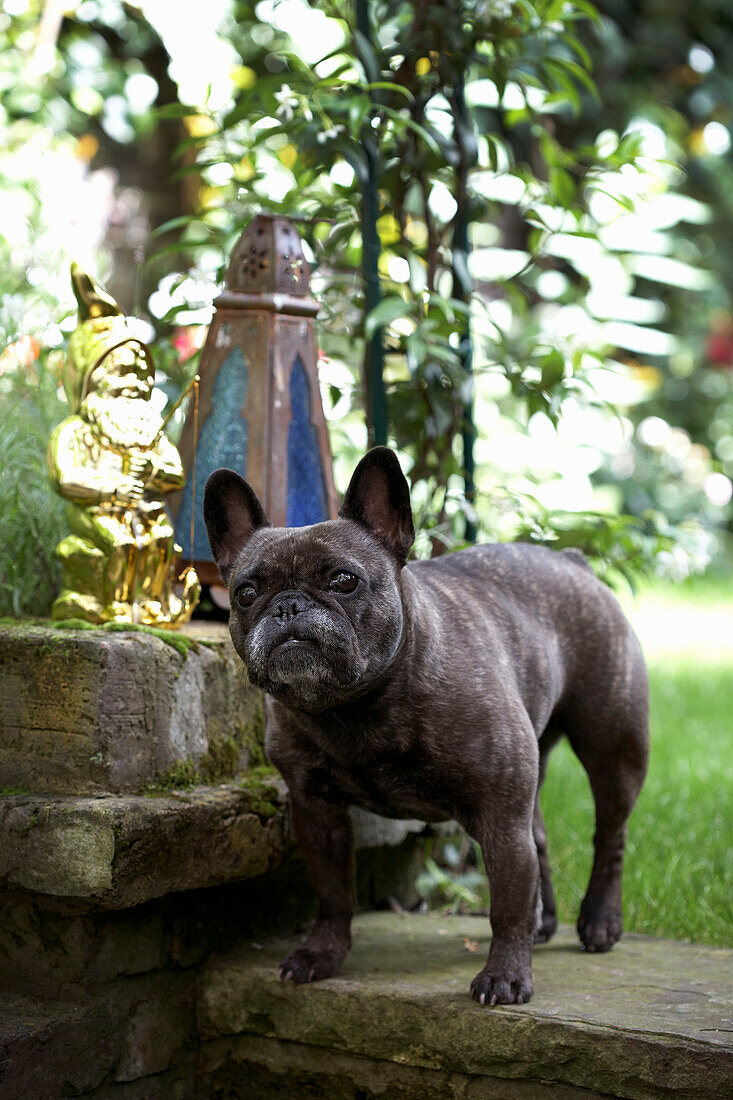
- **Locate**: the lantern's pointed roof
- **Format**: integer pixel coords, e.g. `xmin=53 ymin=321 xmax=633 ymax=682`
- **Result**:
xmin=225 ymin=214 xmax=310 ymax=296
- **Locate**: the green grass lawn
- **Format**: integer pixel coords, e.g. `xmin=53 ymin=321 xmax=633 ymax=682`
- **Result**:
xmin=540 ymin=571 xmax=733 ymax=947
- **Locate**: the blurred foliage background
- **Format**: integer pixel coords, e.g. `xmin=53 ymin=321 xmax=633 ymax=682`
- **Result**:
xmin=1 ymin=0 xmax=732 ymax=615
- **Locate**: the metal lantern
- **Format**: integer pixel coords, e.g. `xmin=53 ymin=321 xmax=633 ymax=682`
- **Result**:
xmin=169 ymin=214 xmax=338 ymax=586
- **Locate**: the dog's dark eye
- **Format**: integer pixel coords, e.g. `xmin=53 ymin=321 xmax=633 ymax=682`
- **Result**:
xmin=234 ymin=584 xmax=257 ymax=609
xmin=328 ymin=571 xmax=358 ymax=594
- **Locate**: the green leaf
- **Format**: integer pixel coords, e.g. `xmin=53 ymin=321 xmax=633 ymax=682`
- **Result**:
xmin=616 ymin=131 xmax=644 ymax=163
xmin=571 ymin=1 xmax=601 ymax=24
xmin=560 ymin=31 xmax=593 ymax=71
xmin=549 ymin=165 xmax=576 ymax=208
xmin=558 ymin=57 xmax=600 ymax=101
xmin=145 ymin=238 xmax=218 ymax=262
xmin=149 ymin=215 xmax=202 ymax=239
xmin=364 ymin=81 xmax=414 ymax=101
xmin=428 ymin=295 xmax=471 ymax=319
xmin=152 ymin=102 xmax=199 ymax=121
xmin=353 ymin=28 xmax=380 ymax=84
xmin=365 ymin=296 xmax=410 ymax=338
xmin=540 ymin=348 xmax=566 ymax=389
xmin=380 ymin=106 xmax=442 ymax=155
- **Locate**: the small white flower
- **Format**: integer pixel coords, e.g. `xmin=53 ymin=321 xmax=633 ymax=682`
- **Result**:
xmin=656 ymin=546 xmax=690 ymax=583
xmin=317 ymin=126 xmax=341 ymax=144
xmin=274 ymin=83 xmax=298 ymax=123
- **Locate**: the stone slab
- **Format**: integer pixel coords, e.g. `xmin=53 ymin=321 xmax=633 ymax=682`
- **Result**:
xmin=0 ymin=782 xmax=287 ymax=908
xmin=198 ymin=911 xmax=733 ymax=1100
xmin=0 ymin=621 xmax=263 ymax=795
xmin=0 ymin=785 xmax=430 ymax=909
xmin=0 ymin=842 xmax=424 ymax=999
xmin=200 ymin=1033 xmax=609 ymax=1099
xmin=0 ymin=994 xmax=115 ymax=1098
xmin=0 ymin=973 xmax=194 ymax=1099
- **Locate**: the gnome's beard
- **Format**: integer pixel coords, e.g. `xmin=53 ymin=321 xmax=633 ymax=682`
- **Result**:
xmin=84 ymin=393 xmax=162 ymax=451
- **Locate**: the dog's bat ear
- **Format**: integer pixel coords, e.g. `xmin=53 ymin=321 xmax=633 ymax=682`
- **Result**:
xmin=203 ymin=469 xmax=270 ymax=583
xmin=339 ymin=447 xmax=414 ymax=565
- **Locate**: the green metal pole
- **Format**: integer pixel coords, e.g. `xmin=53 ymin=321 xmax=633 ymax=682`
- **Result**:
xmin=355 ymin=0 xmax=387 ymax=447
xmin=453 ymin=77 xmax=476 ymax=542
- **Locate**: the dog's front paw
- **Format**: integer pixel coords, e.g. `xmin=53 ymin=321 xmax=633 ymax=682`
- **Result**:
xmin=577 ymin=906 xmax=623 ymax=953
xmin=470 ymin=966 xmax=533 ymax=1006
xmin=278 ymin=947 xmax=343 ymax=984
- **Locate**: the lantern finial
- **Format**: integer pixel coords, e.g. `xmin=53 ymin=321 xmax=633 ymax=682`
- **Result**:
xmin=224 ymin=214 xmax=310 ymax=297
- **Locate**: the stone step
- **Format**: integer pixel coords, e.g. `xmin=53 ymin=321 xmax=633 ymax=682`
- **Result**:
xmin=0 ymin=778 xmax=435 ymax=1008
xmin=0 ymin=992 xmax=114 ymax=1098
xmin=198 ymin=911 xmax=733 ymax=1100
xmin=0 ymin=981 xmax=196 ymax=1098
xmin=0 ymin=621 xmax=263 ymax=795
xmin=0 ymin=784 xmax=429 ymax=910
xmin=0 ymin=781 xmax=287 ymax=909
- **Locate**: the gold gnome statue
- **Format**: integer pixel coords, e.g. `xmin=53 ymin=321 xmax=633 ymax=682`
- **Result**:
xmin=47 ymin=263 xmax=200 ymax=627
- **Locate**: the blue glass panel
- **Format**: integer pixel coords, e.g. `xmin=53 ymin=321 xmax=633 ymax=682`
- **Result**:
xmin=286 ymin=356 xmax=328 ymax=526
xmin=176 ymin=347 xmax=248 ymax=561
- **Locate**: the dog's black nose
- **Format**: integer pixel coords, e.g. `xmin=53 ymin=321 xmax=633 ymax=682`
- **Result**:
xmin=271 ymin=591 xmax=314 ymax=623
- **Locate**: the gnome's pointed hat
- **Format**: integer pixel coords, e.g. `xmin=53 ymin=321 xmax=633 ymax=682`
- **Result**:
xmin=63 ymin=263 xmax=153 ymax=413
xmin=70 ymin=262 xmax=122 ymax=321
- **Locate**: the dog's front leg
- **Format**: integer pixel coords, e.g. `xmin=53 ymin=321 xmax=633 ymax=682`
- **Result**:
xmin=278 ymin=795 xmax=354 ymax=984
xmin=469 ymin=809 xmax=538 ymax=1006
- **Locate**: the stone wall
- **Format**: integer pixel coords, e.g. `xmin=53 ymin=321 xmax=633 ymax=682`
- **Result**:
xmin=0 ymin=622 xmax=432 ymax=1098
xmin=0 ymin=622 xmax=264 ymax=795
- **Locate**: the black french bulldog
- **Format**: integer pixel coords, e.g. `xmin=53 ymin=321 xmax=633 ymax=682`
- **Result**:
xmin=204 ymin=447 xmax=649 ymax=1006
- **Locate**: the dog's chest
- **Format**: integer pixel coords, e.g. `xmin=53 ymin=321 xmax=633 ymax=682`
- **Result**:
xmin=295 ymin=734 xmax=459 ymax=823
xmin=267 ymin=694 xmax=485 ymax=823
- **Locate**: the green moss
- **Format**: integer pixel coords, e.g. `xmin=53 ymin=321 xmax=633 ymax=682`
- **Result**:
xmin=102 ymin=621 xmax=198 ymax=657
xmin=241 ymin=701 xmax=267 ymax=768
xmin=0 ymin=617 xmax=48 ymax=629
xmin=50 ymin=617 xmax=97 ymax=632
xmin=199 ymin=736 xmax=242 ymax=784
xmin=147 ymin=759 xmax=200 ymax=791
xmin=246 ymin=764 xmax=278 ymax=781
xmin=196 ymin=696 xmax=267 ymax=783
xmin=139 ymin=761 xmax=281 ymax=818
xmin=0 ymin=787 xmax=30 ymax=797
xmin=245 ymin=796 xmax=279 ymax=818
xmin=140 ymin=733 xmax=259 ymax=795
xmin=1 ymin=617 xmax=201 ymax=658
xmin=50 ymin=618 xmax=199 ymax=657
xmin=239 ymin=764 xmax=280 ymax=818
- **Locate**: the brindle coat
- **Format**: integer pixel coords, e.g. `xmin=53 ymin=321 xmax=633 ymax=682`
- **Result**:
xmin=204 ymin=448 xmax=649 ymax=1005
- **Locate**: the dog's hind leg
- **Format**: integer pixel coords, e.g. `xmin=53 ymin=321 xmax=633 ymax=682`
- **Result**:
xmin=533 ymin=798 xmax=557 ymax=944
xmin=566 ymin=666 xmax=649 ymax=952
xmin=533 ymin=732 xmax=561 ymax=944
